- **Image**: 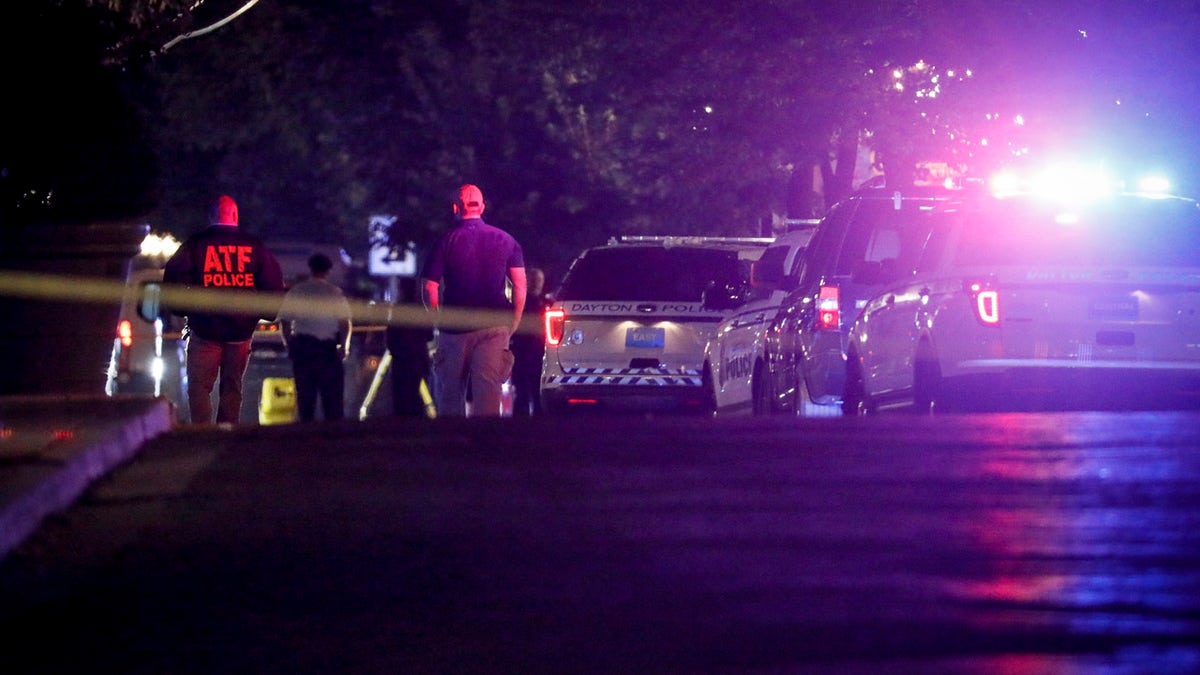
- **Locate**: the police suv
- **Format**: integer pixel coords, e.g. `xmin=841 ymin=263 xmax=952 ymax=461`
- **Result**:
xmin=844 ymin=187 xmax=1200 ymax=413
xmin=541 ymin=236 xmax=771 ymax=413
xmin=702 ymin=226 xmax=816 ymax=415
xmin=105 ymin=265 xmax=188 ymax=411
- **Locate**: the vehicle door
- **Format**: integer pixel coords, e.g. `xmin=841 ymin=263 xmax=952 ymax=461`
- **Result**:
xmin=857 ymin=217 xmax=951 ymax=397
xmin=801 ymin=198 xmax=939 ymax=402
xmin=712 ymin=244 xmax=789 ymax=406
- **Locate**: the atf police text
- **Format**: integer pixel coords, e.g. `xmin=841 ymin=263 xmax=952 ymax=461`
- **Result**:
xmin=203 ymin=245 xmax=256 ymax=288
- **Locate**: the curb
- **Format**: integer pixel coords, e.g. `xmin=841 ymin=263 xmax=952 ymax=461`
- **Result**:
xmin=0 ymin=395 xmax=175 ymax=559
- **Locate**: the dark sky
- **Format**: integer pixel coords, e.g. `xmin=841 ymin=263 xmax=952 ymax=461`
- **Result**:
xmin=957 ymin=2 xmax=1200 ymax=193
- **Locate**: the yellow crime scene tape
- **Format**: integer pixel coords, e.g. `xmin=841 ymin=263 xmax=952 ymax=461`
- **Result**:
xmin=0 ymin=270 xmax=538 ymax=421
xmin=0 ymin=270 xmax=542 ymax=334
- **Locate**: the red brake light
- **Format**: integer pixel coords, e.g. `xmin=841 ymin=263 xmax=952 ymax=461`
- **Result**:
xmin=545 ymin=308 xmax=566 ymax=346
xmin=968 ymin=282 xmax=1001 ymax=325
xmin=118 ymin=319 xmax=134 ymax=348
xmin=817 ymin=285 xmax=840 ymax=331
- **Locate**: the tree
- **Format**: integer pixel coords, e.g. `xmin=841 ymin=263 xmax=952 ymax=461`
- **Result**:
xmin=1 ymin=2 xmax=157 ymax=227
xmin=15 ymin=0 xmax=1197 ymax=273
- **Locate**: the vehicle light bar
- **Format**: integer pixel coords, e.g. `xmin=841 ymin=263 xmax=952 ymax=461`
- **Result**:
xmin=988 ymin=164 xmax=1174 ymax=201
xmin=1137 ymin=175 xmax=1171 ymax=193
xmin=545 ymin=308 xmax=566 ymax=346
xmin=609 ymin=235 xmax=774 ymax=246
xmin=817 ymin=285 xmax=840 ymax=331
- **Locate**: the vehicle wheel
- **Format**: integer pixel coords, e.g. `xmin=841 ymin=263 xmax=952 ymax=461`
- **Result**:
xmin=113 ymin=371 xmax=157 ymax=396
xmin=752 ymin=361 xmax=773 ymax=415
xmin=842 ymin=354 xmax=871 ymax=416
xmin=912 ymin=352 xmax=942 ymax=414
xmin=701 ymin=363 xmax=718 ymax=417
xmin=540 ymin=389 xmax=563 ymax=416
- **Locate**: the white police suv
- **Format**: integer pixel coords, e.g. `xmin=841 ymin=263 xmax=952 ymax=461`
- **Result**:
xmin=844 ymin=186 xmax=1200 ymax=413
xmin=105 ymin=266 xmax=187 ymax=404
xmin=702 ymin=226 xmax=816 ymax=415
xmin=541 ymin=236 xmax=771 ymax=413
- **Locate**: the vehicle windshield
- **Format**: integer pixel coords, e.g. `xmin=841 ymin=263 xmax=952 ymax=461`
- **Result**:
xmin=753 ymin=245 xmax=790 ymax=285
xmin=953 ymin=197 xmax=1200 ymax=268
xmin=557 ymin=247 xmax=751 ymax=302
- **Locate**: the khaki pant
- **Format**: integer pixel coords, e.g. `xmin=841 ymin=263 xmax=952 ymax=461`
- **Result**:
xmin=186 ymin=335 xmax=252 ymax=424
xmin=432 ymin=326 xmax=514 ymax=417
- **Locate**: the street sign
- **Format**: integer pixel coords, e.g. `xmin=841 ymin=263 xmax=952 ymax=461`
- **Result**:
xmin=368 ymin=214 xmax=416 ymax=276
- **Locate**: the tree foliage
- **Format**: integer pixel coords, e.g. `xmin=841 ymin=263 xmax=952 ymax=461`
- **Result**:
xmin=142 ymin=0 xmax=946 ymax=273
xmin=6 ymin=1 xmax=1199 ymax=279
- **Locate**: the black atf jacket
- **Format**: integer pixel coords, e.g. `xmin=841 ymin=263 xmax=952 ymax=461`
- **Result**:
xmin=163 ymin=225 xmax=286 ymax=342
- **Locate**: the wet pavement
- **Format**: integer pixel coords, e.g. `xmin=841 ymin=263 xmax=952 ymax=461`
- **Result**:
xmin=2 ymin=402 xmax=1199 ymax=673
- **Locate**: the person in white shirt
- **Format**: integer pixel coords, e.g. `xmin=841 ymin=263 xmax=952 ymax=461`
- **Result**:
xmin=277 ymin=253 xmax=352 ymax=421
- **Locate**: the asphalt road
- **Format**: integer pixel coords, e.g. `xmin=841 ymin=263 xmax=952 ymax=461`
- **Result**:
xmin=3 ymin=412 xmax=1199 ymax=673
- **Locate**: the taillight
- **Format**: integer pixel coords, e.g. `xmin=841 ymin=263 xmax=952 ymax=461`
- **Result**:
xmin=118 ymin=319 xmax=134 ymax=348
xmin=968 ymin=282 xmax=1001 ymax=325
xmin=545 ymin=308 xmax=566 ymax=346
xmin=816 ymin=285 xmax=840 ymax=331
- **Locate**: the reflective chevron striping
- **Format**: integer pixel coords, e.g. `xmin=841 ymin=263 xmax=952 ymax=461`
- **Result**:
xmin=547 ymin=366 xmax=702 ymax=387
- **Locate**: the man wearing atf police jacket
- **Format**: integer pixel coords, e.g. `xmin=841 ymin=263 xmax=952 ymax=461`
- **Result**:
xmin=164 ymin=195 xmax=285 ymax=424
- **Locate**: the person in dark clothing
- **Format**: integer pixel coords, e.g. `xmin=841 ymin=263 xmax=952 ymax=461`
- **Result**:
xmin=386 ymin=277 xmax=433 ymax=418
xmin=510 ymin=267 xmax=547 ymax=416
xmin=277 ymin=253 xmax=353 ymax=421
xmin=163 ymin=195 xmax=285 ymax=424
xmin=421 ymin=184 xmax=526 ymax=417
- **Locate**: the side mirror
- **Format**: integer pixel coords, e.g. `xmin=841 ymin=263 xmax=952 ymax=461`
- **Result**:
xmin=750 ymin=259 xmax=784 ymax=289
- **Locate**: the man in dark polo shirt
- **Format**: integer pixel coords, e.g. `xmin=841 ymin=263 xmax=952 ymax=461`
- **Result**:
xmin=421 ymin=184 xmax=526 ymax=417
xmin=164 ymin=195 xmax=285 ymax=424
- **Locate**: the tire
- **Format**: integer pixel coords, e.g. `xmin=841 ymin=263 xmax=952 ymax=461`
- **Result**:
xmin=701 ymin=364 xmax=718 ymax=417
xmin=116 ymin=371 xmax=157 ymax=395
xmin=842 ymin=353 xmax=871 ymax=416
xmin=912 ymin=350 xmax=942 ymax=414
xmin=752 ymin=361 xmax=773 ymax=415
xmin=540 ymin=389 xmax=565 ymax=415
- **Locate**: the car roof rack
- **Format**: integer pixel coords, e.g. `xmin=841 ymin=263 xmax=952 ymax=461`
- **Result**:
xmin=607 ymin=235 xmax=775 ymax=247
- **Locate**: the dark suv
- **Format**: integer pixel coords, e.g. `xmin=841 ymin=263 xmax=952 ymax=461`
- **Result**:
xmin=761 ymin=186 xmax=959 ymax=415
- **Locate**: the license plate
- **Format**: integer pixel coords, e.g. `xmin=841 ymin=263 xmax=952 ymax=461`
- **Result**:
xmin=1089 ymin=296 xmax=1138 ymax=320
xmin=626 ymin=326 xmax=665 ymax=348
